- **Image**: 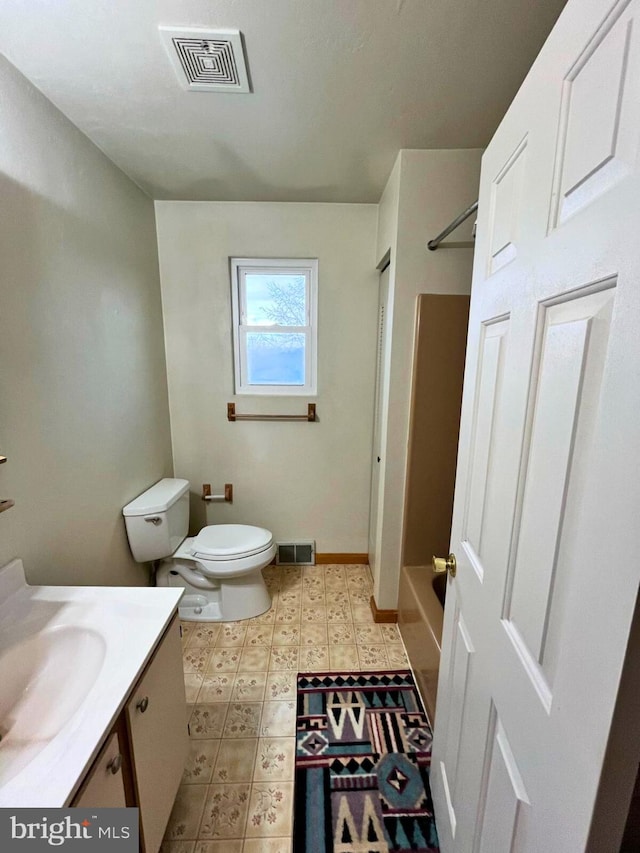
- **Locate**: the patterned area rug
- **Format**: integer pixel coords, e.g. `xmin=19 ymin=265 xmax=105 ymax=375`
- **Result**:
xmin=294 ymin=670 xmax=439 ymax=852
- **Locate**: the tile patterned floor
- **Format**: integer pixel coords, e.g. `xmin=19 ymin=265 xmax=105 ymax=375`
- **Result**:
xmin=160 ymin=563 xmax=409 ymax=853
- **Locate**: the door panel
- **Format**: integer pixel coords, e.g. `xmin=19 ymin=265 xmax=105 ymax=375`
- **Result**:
xmin=504 ymin=284 xmax=616 ymax=706
xmin=551 ymin=0 xmax=640 ymax=227
xmin=475 ymin=712 xmax=529 ymax=853
xmin=431 ymin=0 xmax=640 ymax=849
xmin=462 ymin=317 xmax=509 ymax=581
xmin=487 ymin=139 xmax=527 ymax=274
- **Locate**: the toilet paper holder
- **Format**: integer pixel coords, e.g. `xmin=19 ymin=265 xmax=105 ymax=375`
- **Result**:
xmin=202 ymin=483 xmax=233 ymax=503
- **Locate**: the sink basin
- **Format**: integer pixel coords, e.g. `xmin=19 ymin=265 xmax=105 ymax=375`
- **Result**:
xmin=0 ymin=625 xmax=106 ymax=784
xmin=0 ymin=557 xmax=182 ymax=807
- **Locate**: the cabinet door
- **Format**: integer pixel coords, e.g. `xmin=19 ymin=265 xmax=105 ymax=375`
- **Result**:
xmin=126 ymin=616 xmax=188 ymax=853
xmin=72 ymin=731 xmax=126 ymax=808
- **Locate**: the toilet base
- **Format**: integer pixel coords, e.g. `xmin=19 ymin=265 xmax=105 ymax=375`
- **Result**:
xmin=156 ymin=561 xmax=271 ymax=622
xmin=178 ymin=594 xmax=223 ymax=622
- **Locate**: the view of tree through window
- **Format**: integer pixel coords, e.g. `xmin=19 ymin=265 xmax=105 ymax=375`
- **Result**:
xmin=245 ymin=274 xmax=307 ymax=385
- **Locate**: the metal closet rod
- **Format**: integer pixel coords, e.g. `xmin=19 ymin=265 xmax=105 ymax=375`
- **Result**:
xmin=427 ymin=200 xmax=478 ymax=251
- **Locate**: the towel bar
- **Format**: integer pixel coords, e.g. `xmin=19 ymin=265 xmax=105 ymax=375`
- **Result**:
xmin=227 ymin=403 xmax=316 ymax=422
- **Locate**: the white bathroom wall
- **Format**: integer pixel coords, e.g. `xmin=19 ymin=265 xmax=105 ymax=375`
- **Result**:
xmin=155 ymin=201 xmax=379 ymax=553
xmin=374 ymin=149 xmax=483 ymax=609
xmin=0 ymin=56 xmax=173 ymax=586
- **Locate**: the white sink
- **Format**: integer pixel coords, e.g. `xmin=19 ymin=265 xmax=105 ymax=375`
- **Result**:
xmin=0 ymin=558 xmax=182 ymax=807
xmin=0 ymin=625 xmax=106 ymax=784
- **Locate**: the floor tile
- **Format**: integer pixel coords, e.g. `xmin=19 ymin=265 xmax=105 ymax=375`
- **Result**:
xmin=253 ymin=738 xmax=296 ymax=782
xmin=325 ymin=590 xmax=347 ymax=607
xmin=265 ymin=671 xmax=297 ymax=702
xmin=301 ymin=605 xmax=327 ymax=623
xmin=326 ymin=604 xmax=352 ymax=622
xmin=381 ymin=624 xmax=402 ymax=643
xmin=180 ymin=622 xmax=194 ymax=645
xmin=183 ymin=648 xmax=212 ymax=674
xmin=300 ymin=622 xmax=328 ymax=646
xmin=223 ymin=703 xmax=263 ymax=738
xmin=278 ymin=588 xmax=302 ymax=606
xmin=354 ymin=623 xmax=384 ymax=644
xmin=194 ymin=841 xmax=242 ymax=853
xmin=298 ymin=645 xmax=330 ymax=671
xmin=182 ymin=740 xmax=220 ymax=785
xmin=274 ymin=606 xmax=300 ymax=624
xmin=164 ymin=784 xmax=208 ymax=841
xmin=232 ymin=672 xmax=267 ymax=703
xmin=329 ymin=644 xmax=359 ymax=669
xmin=242 ymin=838 xmax=291 ymax=853
xmin=189 ymin=705 xmax=229 ymax=739
xmin=260 ymin=701 xmax=296 ymax=737
xmin=350 ymin=605 xmax=373 ymax=622
xmin=358 ymin=644 xmax=390 ymax=669
xmin=244 ymin=781 xmax=294 ymax=838
xmin=301 ymin=591 xmax=326 ymax=607
xmin=327 ymin=623 xmax=355 ymax=645
xmin=171 ymin=562 xmax=412 ymax=853
xmin=324 ymin=571 xmax=346 ymax=589
xmin=387 ymin=644 xmax=409 ymax=666
xmin=269 ymin=646 xmax=299 ymax=671
xmin=213 ymin=738 xmax=258 ymax=783
xmin=198 ymin=783 xmax=251 ymax=839
xmin=160 ymin=841 xmax=196 ymax=853
xmin=272 ymin=624 xmax=301 ymax=646
xmin=184 ymin=673 xmax=204 ymax=704
xmin=206 ymin=649 xmax=241 ymax=674
xmin=217 ymin=624 xmax=248 ymax=647
xmin=244 ymin=625 xmax=274 ymax=647
xmin=187 ymin=624 xmax=221 ymax=649
xmin=281 ymin=566 xmax=302 ymax=582
xmin=238 ymin=645 xmax=271 ymax=672
xmin=198 ymin=673 xmax=235 ymax=703
xmin=251 ymin=606 xmax=276 ymax=624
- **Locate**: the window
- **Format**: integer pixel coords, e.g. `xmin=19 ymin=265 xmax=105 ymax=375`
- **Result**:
xmin=230 ymin=258 xmax=318 ymax=395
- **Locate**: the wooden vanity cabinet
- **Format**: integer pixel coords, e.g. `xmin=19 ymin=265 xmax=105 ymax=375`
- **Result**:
xmin=73 ymin=730 xmax=127 ymax=808
xmin=125 ymin=614 xmax=189 ymax=853
xmin=71 ymin=614 xmax=188 ymax=853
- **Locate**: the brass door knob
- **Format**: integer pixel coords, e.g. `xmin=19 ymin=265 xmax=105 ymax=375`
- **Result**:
xmin=432 ymin=553 xmax=457 ymax=578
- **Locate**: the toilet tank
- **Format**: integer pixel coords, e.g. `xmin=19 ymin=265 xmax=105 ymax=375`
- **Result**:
xmin=122 ymin=478 xmax=190 ymax=562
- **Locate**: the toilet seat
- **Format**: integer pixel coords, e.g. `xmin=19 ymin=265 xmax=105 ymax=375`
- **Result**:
xmin=190 ymin=524 xmax=273 ymax=561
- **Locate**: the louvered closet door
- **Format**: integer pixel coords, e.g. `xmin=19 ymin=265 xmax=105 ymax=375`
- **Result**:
xmin=368 ymin=264 xmax=390 ymax=579
xmin=430 ymin=0 xmax=640 ymax=850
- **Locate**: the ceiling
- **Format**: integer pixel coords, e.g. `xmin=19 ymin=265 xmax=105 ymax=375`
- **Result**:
xmin=0 ymin=0 xmax=567 ymax=203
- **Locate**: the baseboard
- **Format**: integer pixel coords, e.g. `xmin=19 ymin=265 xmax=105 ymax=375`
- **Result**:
xmin=370 ymin=595 xmax=398 ymax=623
xmin=315 ymin=553 xmax=369 ymax=565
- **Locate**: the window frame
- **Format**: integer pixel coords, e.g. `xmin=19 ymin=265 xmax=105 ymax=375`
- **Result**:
xmin=230 ymin=257 xmax=318 ymax=396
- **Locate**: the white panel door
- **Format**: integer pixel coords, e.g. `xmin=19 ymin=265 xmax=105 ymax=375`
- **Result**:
xmin=431 ymin=0 xmax=640 ymax=850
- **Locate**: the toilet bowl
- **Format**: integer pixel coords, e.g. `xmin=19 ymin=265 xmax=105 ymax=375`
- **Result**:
xmin=122 ymin=478 xmax=274 ymax=622
xmin=158 ymin=526 xmax=275 ymax=622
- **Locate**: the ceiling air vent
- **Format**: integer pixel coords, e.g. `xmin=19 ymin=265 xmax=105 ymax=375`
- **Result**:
xmin=159 ymin=27 xmax=250 ymax=93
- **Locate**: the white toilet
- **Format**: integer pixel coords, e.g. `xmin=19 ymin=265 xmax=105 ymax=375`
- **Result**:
xmin=122 ymin=478 xmax=274 ymax=622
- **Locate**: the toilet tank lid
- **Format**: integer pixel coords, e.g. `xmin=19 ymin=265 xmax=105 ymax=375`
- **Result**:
xmin=122 ymin=478 xmax=190 ymax=517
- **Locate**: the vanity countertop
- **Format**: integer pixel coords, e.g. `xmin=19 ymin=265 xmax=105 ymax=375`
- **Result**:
xmin=0 ymin=558 xmax=182 ymax=807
